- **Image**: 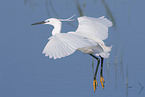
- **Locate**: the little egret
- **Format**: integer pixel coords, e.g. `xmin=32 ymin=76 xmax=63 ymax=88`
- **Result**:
xmin=32 ymin=15 xmax=112 ymax=92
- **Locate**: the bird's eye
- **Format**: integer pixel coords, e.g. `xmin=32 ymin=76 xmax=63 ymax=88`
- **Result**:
xmin=47 ymin=20 xmax=49 ymax=22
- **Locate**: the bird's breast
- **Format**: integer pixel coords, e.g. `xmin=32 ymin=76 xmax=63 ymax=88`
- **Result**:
xmin=77 ymin=46 xmax=94 ymax=54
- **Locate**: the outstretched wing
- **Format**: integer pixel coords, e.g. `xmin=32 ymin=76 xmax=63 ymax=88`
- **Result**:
xmin=76 ymin=16 xmax=113 ymax=40
xmin=42 ymin=33 xmax=96 ymax=59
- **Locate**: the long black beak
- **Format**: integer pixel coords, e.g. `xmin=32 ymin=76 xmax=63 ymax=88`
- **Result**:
xmin=31 ymin=21 xmax=46 ymax=25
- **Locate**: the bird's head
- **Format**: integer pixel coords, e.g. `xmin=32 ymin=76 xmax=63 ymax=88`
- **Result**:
xmin=32 ymin=15 xmax=75 ymax=26
xmin=32 ymin=18 xmax=61 ymax=26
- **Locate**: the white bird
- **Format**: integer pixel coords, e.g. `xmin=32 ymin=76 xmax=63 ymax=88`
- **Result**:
xmin=32 ymin=15 xmax=112 ymax=91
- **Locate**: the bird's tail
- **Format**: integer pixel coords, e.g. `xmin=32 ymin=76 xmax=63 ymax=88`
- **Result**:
xmin=95 ymin=44 xmax=112 ymax=58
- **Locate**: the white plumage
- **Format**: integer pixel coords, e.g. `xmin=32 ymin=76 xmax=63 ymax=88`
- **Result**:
xmin=32 ymin=16 xmax=112 ymax=91
xmin=42 ymin=33 xmax=96 ymax=59
xmin=76 ymin=16 xmax=112 ymax=40
xmin=32 ymin=16 xmax=112 ymax=59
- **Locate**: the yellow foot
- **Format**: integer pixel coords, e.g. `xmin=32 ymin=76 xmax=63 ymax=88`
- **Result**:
xmin=100 ymin=76 xmax=105 ymax=89
xmin=93 ymin=79 xmax=97 ymax=92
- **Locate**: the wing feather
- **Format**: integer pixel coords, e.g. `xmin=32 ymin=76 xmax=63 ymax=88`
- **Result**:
xmin=76 ymin=16 xmax=113 ymax=40
xmin=42 ymin=33 xmax=96 ymax=59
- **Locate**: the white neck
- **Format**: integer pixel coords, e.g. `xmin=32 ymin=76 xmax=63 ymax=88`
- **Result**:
xmin=52 ymin=22 xmax=62 ymax=35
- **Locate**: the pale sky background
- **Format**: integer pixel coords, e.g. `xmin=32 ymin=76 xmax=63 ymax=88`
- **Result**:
xmin=0 ymin=0 xmax=145 ymax=97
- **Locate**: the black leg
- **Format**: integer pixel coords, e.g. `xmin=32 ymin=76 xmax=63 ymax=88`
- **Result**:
xmin=90 ymin=54 xmax=100 ymax=79
xmin=90 ymin=54 xmax=100 ymax=92
xmin=100 ymin=56 xmax=105 ymax=89
xmin=100 ymin=56 xmax=104 ymax=77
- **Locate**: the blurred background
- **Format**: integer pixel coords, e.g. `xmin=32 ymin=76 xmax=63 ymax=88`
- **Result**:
xmin=0 ymin=0 xmax=145 ymax=97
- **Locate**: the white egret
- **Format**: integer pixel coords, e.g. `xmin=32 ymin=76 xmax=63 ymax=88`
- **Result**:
xmin=32 ymin=15 xmax=112 ymax=91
